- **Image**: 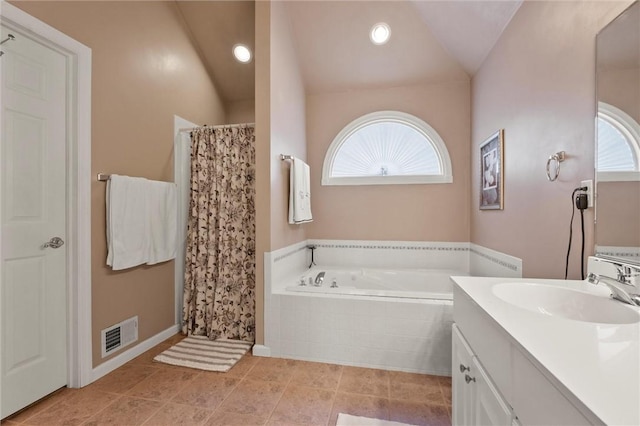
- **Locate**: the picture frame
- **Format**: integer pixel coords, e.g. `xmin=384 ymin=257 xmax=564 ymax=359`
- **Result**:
xmin=479 ymin=129 xmax=504 ymax=210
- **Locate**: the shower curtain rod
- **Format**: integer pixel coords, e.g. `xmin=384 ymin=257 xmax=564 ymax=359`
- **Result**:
xmin=179 ymin=122 xmax=255 ymax=133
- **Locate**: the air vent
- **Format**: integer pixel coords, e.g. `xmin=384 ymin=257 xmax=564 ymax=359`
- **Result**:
xmin=101 ymin=316 xmax=138 ymax=358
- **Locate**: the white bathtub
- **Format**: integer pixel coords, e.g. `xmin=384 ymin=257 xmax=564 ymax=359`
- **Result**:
xmin=271 ymin=266 xmax=468 ymax=376
xmin=286 ymin=267 xmax=459 ymax=300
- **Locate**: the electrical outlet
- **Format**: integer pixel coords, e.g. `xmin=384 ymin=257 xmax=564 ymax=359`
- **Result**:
xmin=581 ymin=179 xmax=594 ymax=208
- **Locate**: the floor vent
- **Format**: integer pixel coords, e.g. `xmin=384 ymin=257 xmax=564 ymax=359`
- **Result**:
xmin=101 ymin=316 xmax=138 ymax=358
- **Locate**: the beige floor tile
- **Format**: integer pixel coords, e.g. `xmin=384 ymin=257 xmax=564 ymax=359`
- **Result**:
xmin=248 ymin=358 xmax=299 ymax=383
xmin=217 ymin=379 xmax=286 ymax=417
xmin=22 ymin=387 xmax=120 ymax=426
xmin=438 ymin=377 xmax=452 ymax=406
xmin=90 ymin=364 xmax=159 ymax=394
xmin=205 ymin=410 xmax=267 ymax=426
xmin=290 ymin=361 xmax=343 ymax=390
xmin=141 ymin=402 xmax=212 ymax=426
xmin=223 ymin=352 xmax=259 ymax=378
xmin=3 ymin=387 xmax=71 ymax=424
xmin=338 ymin=366 xmax=390 ymax=397
xmin=129 ymin=343 xmax=172 ymax=367
xmin=127 ymin=367 xmax=199 ymax=401
xmin=329 ymin=392 xmax=390 ymax=425
xmin=389 ymin=380 xmax=444 ymax=404
xmin=387 ymin=400 xmax=451 ymax=426
xmin=171 ymin=375 xmax=240 ymax=409
xmin=83 ymin=396 xmax=163 ymax=426
xmin=0 ymin=337 xmax=456 ymax=426
xmin=269 ymin=385 xmax=335 ymax=425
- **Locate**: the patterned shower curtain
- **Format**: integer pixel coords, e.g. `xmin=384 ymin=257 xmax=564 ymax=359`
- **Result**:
xmin=182 ymin=125 xmax=256 ymax=342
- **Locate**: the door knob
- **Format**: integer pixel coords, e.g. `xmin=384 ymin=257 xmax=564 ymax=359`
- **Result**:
xmin=43 ymin=237 xmax=65 ymax=249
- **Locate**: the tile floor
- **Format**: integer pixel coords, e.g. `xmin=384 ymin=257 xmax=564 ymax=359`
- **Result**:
xmin=2 ymin=334 xmax=452 ymax=426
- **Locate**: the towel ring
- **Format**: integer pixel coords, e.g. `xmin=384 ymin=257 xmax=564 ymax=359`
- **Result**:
xmin=546 ymin=151 xmax=565 ymax=182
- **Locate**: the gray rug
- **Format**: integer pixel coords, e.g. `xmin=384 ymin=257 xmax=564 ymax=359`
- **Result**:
xmin=153 ymin=336 xmax=252 ymax=372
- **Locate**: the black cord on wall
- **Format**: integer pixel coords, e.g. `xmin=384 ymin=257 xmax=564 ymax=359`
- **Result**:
xmin=580 ymin=207 xmax=585 ymax=280
xmin=565 ymin=187 xmax=588 ymax=280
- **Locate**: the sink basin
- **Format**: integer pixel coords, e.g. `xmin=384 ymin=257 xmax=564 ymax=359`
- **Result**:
xmin=492 ymin=282 xmax=640 ymax=324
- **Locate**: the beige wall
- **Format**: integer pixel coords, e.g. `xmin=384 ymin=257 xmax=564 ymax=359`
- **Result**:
xmin=254 ymin=1 xmax=271 ymax=345
xmin=598 ymin=68 xmax=640 ymax=121
xmin=596 ymin=181 xmax=640 ymax=247
xmin=470 ymin=1 xmax=632 ymax=279
xmin=306 ymin=81 xmax=471 ymax=242
xmin=226 ymin=99 xmax=256 ymax=124
xmin=253 ymin=1 xmax=309 ymax=344
xmin=10 ymin=1 xmax=227 ymax=367
xmin=269 ymin=1 xmax=308 ymax=250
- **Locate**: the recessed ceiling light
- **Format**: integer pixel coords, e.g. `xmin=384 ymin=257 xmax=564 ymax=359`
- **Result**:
xmin=370 ymin=22 xmax=391 ymax=45
xmin=233 ymin=44 xmax=252 ymax=63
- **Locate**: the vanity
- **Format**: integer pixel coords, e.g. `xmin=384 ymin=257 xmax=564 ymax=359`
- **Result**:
xmin=451 ymin=266 xmax=640 ymax=425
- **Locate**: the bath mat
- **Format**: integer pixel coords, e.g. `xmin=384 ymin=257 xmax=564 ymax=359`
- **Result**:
xmin=153 ymin=335 xmax=252 ymax=372
xmin=336 ymin=414 xmax=417 ymax=426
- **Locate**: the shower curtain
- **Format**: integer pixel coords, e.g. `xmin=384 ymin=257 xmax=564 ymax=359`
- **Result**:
xmin=182 ymin=125 xmax=256 ymax=342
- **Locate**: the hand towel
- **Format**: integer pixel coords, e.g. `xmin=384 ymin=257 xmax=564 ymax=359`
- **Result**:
xmin=288 ymin=157 xmax=313 ymax=224
xmin=146 ymin=180 xmax=177 ymax=265
xmin=106 ymin=175 xmax=150 ymax=270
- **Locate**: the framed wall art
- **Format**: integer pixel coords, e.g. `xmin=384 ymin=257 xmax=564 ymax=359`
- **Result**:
xmin=480 ymin=129 xmax=504 ymax=210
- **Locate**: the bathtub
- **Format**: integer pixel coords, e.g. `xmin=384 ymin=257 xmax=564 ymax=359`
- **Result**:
xmin=286 ymin=267 xmax=458 ymax=300
xmin=270 ymin=266 xmax=468 ymax=376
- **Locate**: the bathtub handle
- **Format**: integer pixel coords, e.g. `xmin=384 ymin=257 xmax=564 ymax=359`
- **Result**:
xmin=459 ymin=364 xmax=470 ymax=373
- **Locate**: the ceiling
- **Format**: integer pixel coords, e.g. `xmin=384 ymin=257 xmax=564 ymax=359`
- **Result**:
xmin=179 ymin=0 xmax=523 ymax=102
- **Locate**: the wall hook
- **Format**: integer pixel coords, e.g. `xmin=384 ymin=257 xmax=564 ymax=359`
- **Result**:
xmin=546 ymin=151 xmax=565 ymax=181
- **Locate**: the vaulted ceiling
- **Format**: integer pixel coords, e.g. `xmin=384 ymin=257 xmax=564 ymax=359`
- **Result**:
xmin=179 ymin=0 xmax=523 ymax=103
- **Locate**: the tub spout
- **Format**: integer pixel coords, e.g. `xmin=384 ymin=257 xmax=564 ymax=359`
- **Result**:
xmin=314 ymin=271 xmax=325 ymax=286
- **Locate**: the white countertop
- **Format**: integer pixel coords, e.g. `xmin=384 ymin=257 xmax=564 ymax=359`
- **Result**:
xmin=452 ymin=276 xmax=640 ymax=426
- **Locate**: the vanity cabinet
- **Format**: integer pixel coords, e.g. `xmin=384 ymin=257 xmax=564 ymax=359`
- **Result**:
xmin=452 ymin=324 xmax=512 ymax=426
xmin=453 ymin=285 xmax=598 ymax=426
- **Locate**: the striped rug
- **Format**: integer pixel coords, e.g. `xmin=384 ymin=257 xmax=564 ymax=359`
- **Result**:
xmin=153 ymin=336 xmax=253 ymax=372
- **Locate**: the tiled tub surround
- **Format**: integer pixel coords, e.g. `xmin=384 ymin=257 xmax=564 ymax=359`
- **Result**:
xmin=257 ymin=240 xmax=522 ymax=375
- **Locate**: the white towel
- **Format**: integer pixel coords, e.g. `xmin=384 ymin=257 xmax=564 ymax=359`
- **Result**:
xmin=288 ymin=157 xmax=313 ymax=224
xmin=147 ymin=180 xmax=177 ymax=265
xmin=106 ymin=175 xmax=150 ymax=270
xmin=106 ymin=175 xmax=177 ymax=270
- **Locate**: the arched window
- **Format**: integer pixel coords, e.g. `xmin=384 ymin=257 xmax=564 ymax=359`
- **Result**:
xmin=322 ymin=111 xmax=453 ymax=186
xmin=597 ymin=102 xmax=640 ymax=182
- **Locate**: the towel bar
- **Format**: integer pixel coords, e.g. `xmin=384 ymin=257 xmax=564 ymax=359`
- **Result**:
xmin=280 ymin=154 xmax=293 ymax=161
xmin=97 ymin=173 xmax=110 ymax=181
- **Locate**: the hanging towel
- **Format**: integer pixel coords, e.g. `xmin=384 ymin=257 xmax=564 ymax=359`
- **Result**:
xmin=106 ymin=175 xmax=150 ymax=270
xmin=147 ymin=180 xmax=177 ymax=265
xmin=288 ymin=157 xmax=313 ymax=224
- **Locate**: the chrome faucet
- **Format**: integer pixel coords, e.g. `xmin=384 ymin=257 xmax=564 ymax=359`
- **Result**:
xmin=314 ymin=271 xmax=325 ymax=287
xmin=587 ymin=258 xmax=640 ymax=306
xmin=588 ymin=273 xmax=640 ymax=306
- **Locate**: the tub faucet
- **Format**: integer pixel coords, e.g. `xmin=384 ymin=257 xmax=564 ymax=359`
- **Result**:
xmin=314 ymin=271 xmax=325 ymax=287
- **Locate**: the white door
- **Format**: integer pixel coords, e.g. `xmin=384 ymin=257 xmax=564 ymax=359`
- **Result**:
xmin=1 ymin=25 xmax=68 ymax=418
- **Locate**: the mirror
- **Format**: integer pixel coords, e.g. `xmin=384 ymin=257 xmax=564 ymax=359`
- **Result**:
xmin=595 ymin=1 xmax=640 ymax=265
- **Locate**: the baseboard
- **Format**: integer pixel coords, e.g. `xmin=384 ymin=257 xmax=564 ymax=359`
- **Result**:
xmin=90 ymin=324 xmax=180 ymax=384
xmin=252 ymin=344 xmax=271 ymax=357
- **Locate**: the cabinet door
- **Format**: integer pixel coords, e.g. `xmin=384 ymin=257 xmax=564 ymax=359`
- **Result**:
xmin=473 ymin=357 xmax=512 ymax=426
xmin=452 ymin=325 xmax=476 ymax=426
